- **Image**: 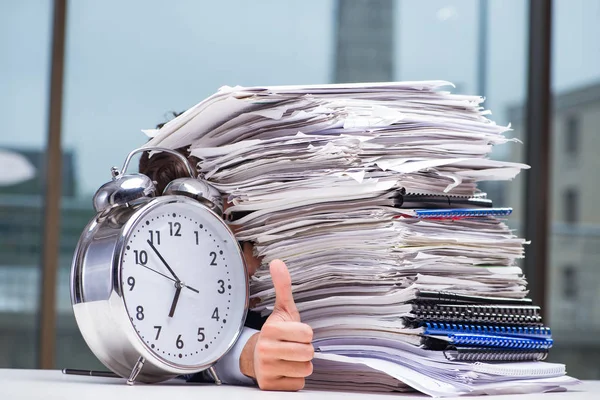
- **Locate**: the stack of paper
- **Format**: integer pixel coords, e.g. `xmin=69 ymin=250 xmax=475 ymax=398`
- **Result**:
xmin=144 ymin=81 xmax=579 ymax=396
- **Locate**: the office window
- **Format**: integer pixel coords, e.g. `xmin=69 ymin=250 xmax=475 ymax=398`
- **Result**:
xmin=549 ymin=0 xmax=600 ymax=378
xmin=563 ymin=188 xmax=579 ymax=224
xmin=0 ymin=1 xmax=52 ymax=368
xmin=565 ymin=115 xmax=580 ymax=155
xmin=562 ymin=266 xmax=577 ymax=300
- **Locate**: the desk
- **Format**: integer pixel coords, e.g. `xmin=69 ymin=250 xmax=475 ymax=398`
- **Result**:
xmin=0 ymin=369 xmax=596 ymax=400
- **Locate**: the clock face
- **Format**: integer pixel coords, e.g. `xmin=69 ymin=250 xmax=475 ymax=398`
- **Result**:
xmin=120 ymin=199 xmax=247 ymax=368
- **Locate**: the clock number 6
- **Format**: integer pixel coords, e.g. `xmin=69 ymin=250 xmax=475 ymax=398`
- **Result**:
xmin=176 ymin=335 xmax=184 ymax=349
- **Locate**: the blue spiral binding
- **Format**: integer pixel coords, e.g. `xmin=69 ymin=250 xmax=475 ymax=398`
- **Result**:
xmin=439 ymin=333 xmax=554 ymax=349
xmin=414 ymin=208 xmax=513 ymax=218
xmin=423 ymin=322 xmax=552 ymax=338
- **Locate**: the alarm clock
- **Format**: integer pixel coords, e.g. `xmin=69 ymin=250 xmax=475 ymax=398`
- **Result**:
xmin=70 ymin=147 xmax=248 ymax=385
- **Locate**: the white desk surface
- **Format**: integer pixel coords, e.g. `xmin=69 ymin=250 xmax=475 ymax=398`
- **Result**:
xmin=0 ymin=369 xmax=597 ymax=400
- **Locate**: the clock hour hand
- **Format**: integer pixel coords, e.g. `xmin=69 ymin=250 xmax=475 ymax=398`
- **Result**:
xmin=168 ymin=284 xmax=182 ymax=318
xmin=147 ymin=240 xmax=181 ymax=282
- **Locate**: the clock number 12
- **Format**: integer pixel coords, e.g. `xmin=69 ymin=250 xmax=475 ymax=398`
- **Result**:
xmin=169 ymin=222 xmax=181 ymax=237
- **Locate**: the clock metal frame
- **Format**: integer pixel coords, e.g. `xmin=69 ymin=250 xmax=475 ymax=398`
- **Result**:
xmin=71 ymin=193 xmax=249 ymax=384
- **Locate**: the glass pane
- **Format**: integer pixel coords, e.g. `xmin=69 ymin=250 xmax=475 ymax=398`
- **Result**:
xmin=57 ymin=0 xmax=336 ymax=370
xmin=0 ymin=0 xmax=52 ymax=368
xmin=547 ymin=0 xmax=600 ymax=379
xmin=397 ymin=0 xmax=528 ymax=215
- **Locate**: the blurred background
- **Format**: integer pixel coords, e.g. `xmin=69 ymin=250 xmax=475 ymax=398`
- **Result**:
xmin=0 ymin=0 xmax=599 ymax=378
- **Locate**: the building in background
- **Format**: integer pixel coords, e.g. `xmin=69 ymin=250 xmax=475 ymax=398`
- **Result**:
xmin=506 ymin=81 xmax=600 ymax=377
xmin=334 ymin=0 xmax=394 ymax=83
xmin=0 ymin=148 xmax=97 ymax=368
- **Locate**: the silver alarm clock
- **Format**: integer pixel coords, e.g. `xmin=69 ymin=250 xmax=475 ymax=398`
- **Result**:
xmin=70 ymin=147 xmax=248 ymax=385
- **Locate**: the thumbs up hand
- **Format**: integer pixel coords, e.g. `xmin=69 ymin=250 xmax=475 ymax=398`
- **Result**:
xmin=252 ymin=259 xmax=314 ymax=391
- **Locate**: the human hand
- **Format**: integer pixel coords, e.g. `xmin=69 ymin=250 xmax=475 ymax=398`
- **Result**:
xmin=241 ymin=259 xmax=314 ymax=391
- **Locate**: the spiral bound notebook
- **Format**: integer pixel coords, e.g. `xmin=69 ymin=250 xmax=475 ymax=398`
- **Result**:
xmin=408 ymin=303 xmax=544 ymax=326
xmin=423 ymin=333 xmax=554 ymax=350
xmin=443 ymin=346 xmax=549 ymax=362
xmin=422 ymin=322 xmax=552 ymax=339
xmin=411 ymin=290 xmax=534 ymax=306
xmin=399 ymin=207 xmax=513 ymax=219
xmin=393 ymin=192 xmax=494 ymax=209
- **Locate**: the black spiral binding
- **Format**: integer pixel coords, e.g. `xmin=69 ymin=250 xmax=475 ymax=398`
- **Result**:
xmin=443 ymin=346 xmax=549 ymax=362
xmin=413 ymin=290 xmax=534 ymax=306
xmin=411 ymin=304 xmax=544 ymax=326
xmin=393 ymin=192 xmax=494 ymax=209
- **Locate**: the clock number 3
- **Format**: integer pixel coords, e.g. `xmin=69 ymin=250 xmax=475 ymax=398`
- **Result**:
xmin=217 ymin=280 xmax=225 ymax=294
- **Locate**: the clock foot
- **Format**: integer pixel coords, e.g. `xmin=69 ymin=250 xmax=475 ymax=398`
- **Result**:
xmin=126 ymin=356 xmax=146 ymax=385
xmin=207 ymin=366 xmax=221 ymax=385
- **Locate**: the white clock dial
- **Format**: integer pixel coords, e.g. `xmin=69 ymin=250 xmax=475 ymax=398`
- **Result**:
xmin=120 ymin=200 xmax=247 ymax=368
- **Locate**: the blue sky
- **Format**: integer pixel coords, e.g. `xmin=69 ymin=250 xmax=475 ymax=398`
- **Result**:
xmin=1 ymin=0 xmax=599 ymax=196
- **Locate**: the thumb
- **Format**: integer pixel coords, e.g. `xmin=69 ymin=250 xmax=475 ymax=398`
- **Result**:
xmin=269 ymin=259 xmax=300 ymax=322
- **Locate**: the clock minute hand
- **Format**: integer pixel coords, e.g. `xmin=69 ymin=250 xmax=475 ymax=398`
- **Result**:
xmin=147 ymin=240 xmax=180 ymax=282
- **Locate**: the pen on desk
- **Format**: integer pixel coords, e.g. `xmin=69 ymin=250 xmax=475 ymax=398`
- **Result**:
xmin=62 ymin=368 xmax=121 ymax=378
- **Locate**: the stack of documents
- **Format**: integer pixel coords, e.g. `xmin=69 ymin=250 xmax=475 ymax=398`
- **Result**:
xmin=144 ymin=81 xmax=579 ymax=396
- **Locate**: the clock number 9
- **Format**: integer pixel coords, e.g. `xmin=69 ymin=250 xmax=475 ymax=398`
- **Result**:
xmin=176 ymin=334 xmax=184 ymax=349
xmin=217 ymin=280 xmax=225 ymax=294
xmin=127 ymin=276 xmax=135 ymax=291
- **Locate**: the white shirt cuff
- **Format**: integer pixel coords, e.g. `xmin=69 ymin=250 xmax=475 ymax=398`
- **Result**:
xmin=212 ymin=327 xmax=258 ymax=386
